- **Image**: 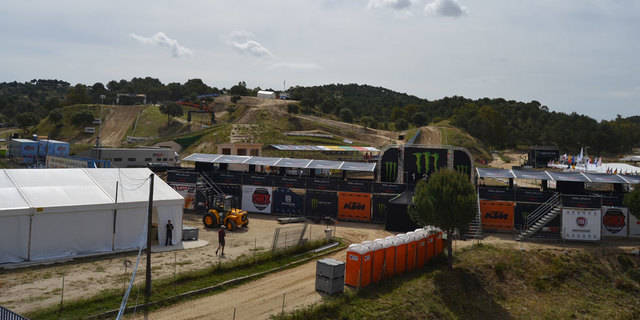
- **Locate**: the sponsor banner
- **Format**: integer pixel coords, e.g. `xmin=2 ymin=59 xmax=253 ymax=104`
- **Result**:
xmin=601 ymin=195 xmax=624 ymax=207
xmin=562 ymin=208 xmax=601 ymax=241
xmin=306 ymin=178 xmax=338 ymax=191
xmin=242 ymin=185 xmax=272 ymax=214
xmin=561 ymin=195 xmax=601 ymax=208
xmin=339 ymin=180 xmax=372 ymax=193
xmin=629 ymin=212 xmax=640 ymax=238
xmin=601 ymin=206 xmax=628 ymax=237
xmin=372 ymin=195 xmax=394 ymax=224
xmin=212 ymin=172 xmax=242 ymax=184
xmin=515 ymin=188 xmax=553 ymax=203
xmin=404 ymin=147 xmax=448 ymax=183
xmin=168 ymin=183 xmax=196 ymax=209
xmin=380 ymin=148 xmax=399 ymax=183
xmin=272 ymin=188 xmax=304 ymax=215
xmin=479 ymin=186 xmax=515 ymax=201
xmin=305 ymin=190 xmax=338 ymax=218
xmin=338 ymin=192 xmax=372 ymax=221
xmin=272 ymin=175 xmax=306 ymax=189
xmin=372 ymin=183 xmax=406 ymax=194
xmin=243 ymin=174 xmax=273 ymax=186
xmin=167 ymin=171 xmax=198 ymax=184
xmin=453 ymin=150 xmax=473 ymax=178
xmin=480 ymin=200 xmax=515 ymax=231
xmin=515 ymin=203 xmax=561 ymax=232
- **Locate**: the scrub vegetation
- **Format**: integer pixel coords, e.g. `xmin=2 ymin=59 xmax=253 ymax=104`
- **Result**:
xmin=274 ymin=244 xmax=640 ymax=320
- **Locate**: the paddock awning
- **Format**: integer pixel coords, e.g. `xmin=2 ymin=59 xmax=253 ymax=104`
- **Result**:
xmin=476 ymin=168 xmax=515 ymax=179
xmin=183 ymin=153 xmax=377 ymax=172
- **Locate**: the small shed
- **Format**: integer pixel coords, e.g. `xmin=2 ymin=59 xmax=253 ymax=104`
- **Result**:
xmin=257 ymin=90 xmax=276 ymax=99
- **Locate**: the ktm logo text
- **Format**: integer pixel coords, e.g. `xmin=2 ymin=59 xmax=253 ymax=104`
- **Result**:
xmin=344 ymin=202 xmax=365 ymax=210
xmin=484 ymin=211 xmax=508 ymax=220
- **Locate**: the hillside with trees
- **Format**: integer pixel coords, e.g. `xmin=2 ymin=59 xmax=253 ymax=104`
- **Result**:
xmin=290 ymin=84 xmax=640 ymax=155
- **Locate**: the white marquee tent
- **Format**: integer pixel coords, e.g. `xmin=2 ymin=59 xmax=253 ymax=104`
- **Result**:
xmin=0 ymin=168 xmax=184 ymax=264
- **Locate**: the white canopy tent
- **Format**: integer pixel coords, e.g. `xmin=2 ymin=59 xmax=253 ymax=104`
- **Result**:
xmin=0 ymin=168 xmax=184 ymax=264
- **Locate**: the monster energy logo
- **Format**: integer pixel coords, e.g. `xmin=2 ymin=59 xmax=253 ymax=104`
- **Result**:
xmin=377 ymin=203 xmax=387 ymax=213
xmin=455 ymin=165 xmax=470 ymax=175
xmin=413 ymin=152 xmax=440 ymax=175
xmin=384 ymin=162 xmax=397 ymax=181
xmin=311 ymin=198 xmax=319 ymax=210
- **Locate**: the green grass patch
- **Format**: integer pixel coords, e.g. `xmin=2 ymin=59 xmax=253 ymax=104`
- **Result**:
xmin=275 ymin=244 xmax=640 ymax=320
xmin=26 ymin=239 xmax=339 ymax=320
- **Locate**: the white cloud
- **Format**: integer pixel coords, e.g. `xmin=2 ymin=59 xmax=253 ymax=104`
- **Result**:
xmin=424 ymin=0 xmax=467 ymax=17
xmin=268 ymin=62 xmax=322 ymax=70
xmin=227 ymin=30 xmax=273 ymax=58
xmin=368 ymin=0 xmax=412 ymax=10
xmin=129 ymin=32 xmax=193 ymax=57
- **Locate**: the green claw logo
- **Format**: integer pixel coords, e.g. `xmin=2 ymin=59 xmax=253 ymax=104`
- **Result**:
xmin=311 ymin=198 xmax=319 ymax=210
xmin=413 ymin=152 xmax=440 ymax=175
xmin=384 ymin=161 xmax=397 ymax=181
xmin=377 ymin=203 xmax=387 ymax=213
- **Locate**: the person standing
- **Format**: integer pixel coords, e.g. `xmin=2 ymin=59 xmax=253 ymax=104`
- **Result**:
xmin=165 ymin=220 xmax=174 ymax=246
xmin=216 ymin=225 xmax=226 ymax=256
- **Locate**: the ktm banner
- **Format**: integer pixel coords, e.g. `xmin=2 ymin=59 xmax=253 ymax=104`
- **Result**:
xmin=480 ymin=200 xmax=515 ymax=231
xmin=338 ymin=192 xmax=372 ymax=222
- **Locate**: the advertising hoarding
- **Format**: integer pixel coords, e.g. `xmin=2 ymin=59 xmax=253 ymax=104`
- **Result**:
xmin=601 ymin=207 xmax=628 ymax=237
xmin=242 ymin=185 xmax=272 ymax=214
xmin=338 ymin=192 xmax=372 ymax=222
xmin=305 ymin=190 xmax=338 ymax=218
xmin=480 ymin=200 xmax=515 ymax=231
xmin=272 ymin=188 xmax=304 ymax=215
xmin=562 ymin=208 xmax=601 ymax=241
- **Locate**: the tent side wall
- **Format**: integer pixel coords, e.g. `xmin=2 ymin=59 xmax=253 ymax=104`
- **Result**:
xmin=114 ymin=208 xmax=147 ymax=250
xmin=0 ymin=214 xmax=30 ymax=263
xmin=156 ymin=205 xmax=183 ymax=246
xmin=30 ymin=210 xmax=114 ymax=260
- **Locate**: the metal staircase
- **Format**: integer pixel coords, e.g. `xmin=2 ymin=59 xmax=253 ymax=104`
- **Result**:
xmin=197 ymin=172 xmax=225 ymax=207
xmin=516 ymin=193 xmax=561 ymax=241
xmin=464 ymin=194 xmax=483 ymax=240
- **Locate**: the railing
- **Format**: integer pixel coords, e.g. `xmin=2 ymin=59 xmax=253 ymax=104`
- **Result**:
xmin=0 ymin=306 xmax=29 ymax=320
xmin=524 ymin=192 xmax=560 ymax=232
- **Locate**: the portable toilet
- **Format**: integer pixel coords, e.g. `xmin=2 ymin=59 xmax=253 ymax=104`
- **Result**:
xmin=435 ymin=230 xmax=444 ymax=255
xmin=383 ymin=236 xmax=397 ymax=278
xmin=414 ymin=228 xmax=427 ymax=268
xmin=394 ymin=234 xmax=408 ymax=274
xmin=405 ymin=231 xmax=417 ymax=272
xmin=345 ymin=244 xmax=373 ymax=288
xmin=371 ymin=239 xmax=385 ymax=283
xmin=426 ymin=229 xmax=436 ymax=262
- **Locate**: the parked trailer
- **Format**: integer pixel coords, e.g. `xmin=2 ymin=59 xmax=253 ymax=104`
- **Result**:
xmin=91 ymin=147 xmax=179 ymax=168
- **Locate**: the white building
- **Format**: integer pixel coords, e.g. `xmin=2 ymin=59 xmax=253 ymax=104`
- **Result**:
xmin=257 ymin=90 xmax=276 ymax=99
xmin=0 ymin=168 xmax=183 ymax=264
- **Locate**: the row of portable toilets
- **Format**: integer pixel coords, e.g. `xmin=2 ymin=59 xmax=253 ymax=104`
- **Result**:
xmin=345 ymin=227 xmax=444 ymax=288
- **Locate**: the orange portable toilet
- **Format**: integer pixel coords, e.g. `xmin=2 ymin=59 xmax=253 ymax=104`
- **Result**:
xmin=383 ymin=236 xmax=397 ymax=278
xmin=426 ymin=230 xmax=436 ymax=262
xmin=394 ymin=234 xmax=408 ymax=274
xmin=345 ymin=244 xmax=373 ymax=288
xmin=371 ymin=239 xmax=385 ymax=283
xmin=405 ymin=231 xmax=417 ymax=272
xmin=414 ymin=228 xmax=427 ymax=268
xmin=435 ymin=230 xmax=444 ymax=255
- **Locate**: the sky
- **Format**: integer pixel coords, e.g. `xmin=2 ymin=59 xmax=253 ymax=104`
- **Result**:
xmin=0 ymin=0 xmax=638 ymax=120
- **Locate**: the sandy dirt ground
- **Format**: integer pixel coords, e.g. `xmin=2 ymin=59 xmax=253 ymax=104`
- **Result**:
xmin=414 ymin=126 xmax=442 ymax=145
xmin=99 ymin=105 xmax=147 ymax=147
xmin=0 ymin=214 xmax=329 ymax=314
xmin=489 ymin=151 xmax=526 ymax=169
xmin=128 ymin=222 xmax=393 ymax=320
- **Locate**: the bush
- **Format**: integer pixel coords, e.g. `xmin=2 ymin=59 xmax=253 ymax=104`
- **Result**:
xmin=287 ymin=104 xmax=300 ymax=114
xmin=395 ymin=119 xmax=408 ymax=131
xmin=231 ymin=95 xmax=242 ymax=103
xmin=71 ymin=111 xmax=94 ymax=126
xmin=339 ymin=108 xmax=353 ymax=123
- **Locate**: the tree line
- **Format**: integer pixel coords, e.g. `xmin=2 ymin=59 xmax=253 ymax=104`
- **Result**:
xmin=289 ymin=84 xmax=640 ymax=155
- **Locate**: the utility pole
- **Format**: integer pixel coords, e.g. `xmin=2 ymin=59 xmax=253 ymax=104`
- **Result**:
xmin=144 ymin=173 xmax=154 ymax=319
xmin=97 ymin=94 xmax=105 ymax=163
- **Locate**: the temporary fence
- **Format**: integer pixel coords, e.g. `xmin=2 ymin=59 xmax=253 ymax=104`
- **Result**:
xmin=0 ymin=306 xmax=30 ymax=320
xmin=272 ymin=224 xmax=309 ymax=251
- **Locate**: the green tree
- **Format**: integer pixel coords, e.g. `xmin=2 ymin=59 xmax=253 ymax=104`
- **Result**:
xmin=64 ymin=84 xmax=91 ymax=106
xmin=287 ymin=104 xmax=300 ymax=114
xmin=339 ymin=108 xmax=353 ymax=123
xmin=360 ymin=116 xmax=375 ymax=129
xmin=16 ymin=112 xmax=39 ymax=133
xmin=230 ymin=95 xmax=241 ymax=103
xmin=229 ymin=81 xmax=248 ymax=95
xmin=71 ymin=111 xmax=94 ymax=126
xmin=159 ymin=103 xmax=183 ymax=126
xmin=624 ymin=188 xmax=640 ymax=221
xmin=48 ymin=109 xmax=63 ymax=125
xmin=409 ymin=169 xmax=476 ymax=270
xmin=395 ymin=119 xmax=408 ymax=131
xmin=412 ymin=112 xmax=428 ymax=126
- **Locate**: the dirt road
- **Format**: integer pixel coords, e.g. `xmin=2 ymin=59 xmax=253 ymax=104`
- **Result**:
xmin=414 ymin=126 xmax=442 ymax=145
xmin=100 ymin=105 xmax=146 ymax=147
xmin=129 ymin=222 xmax=392 ymax=320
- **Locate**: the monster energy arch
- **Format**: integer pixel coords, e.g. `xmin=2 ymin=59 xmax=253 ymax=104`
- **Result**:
xmin=377 ymin=145 xmax=474 ymax=184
